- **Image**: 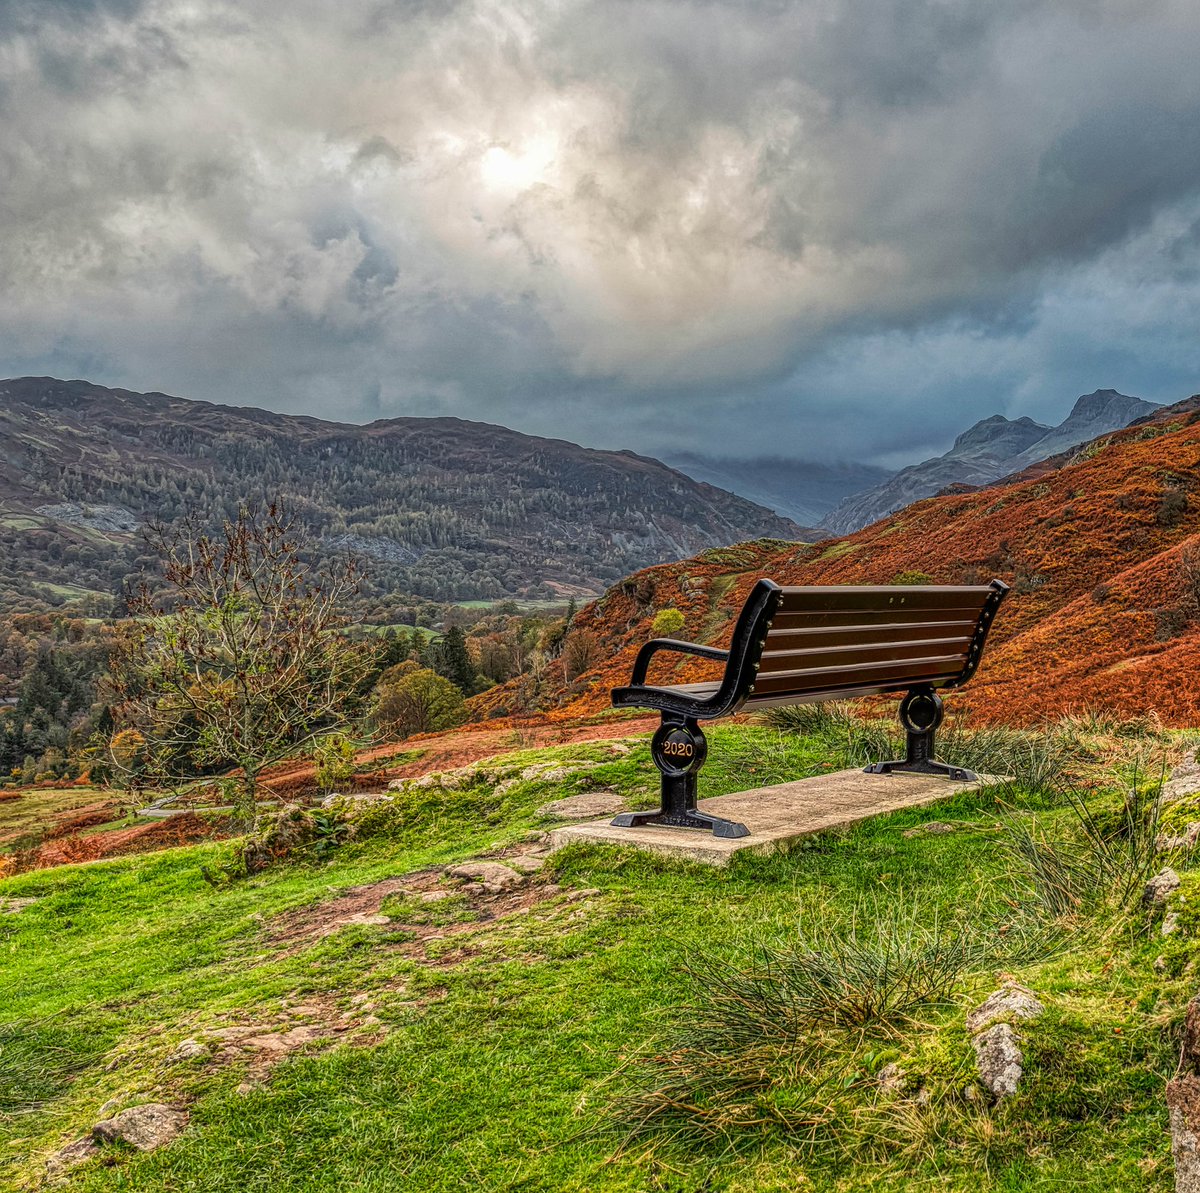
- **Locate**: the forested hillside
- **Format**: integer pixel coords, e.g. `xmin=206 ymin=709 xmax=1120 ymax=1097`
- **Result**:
xmin=0 ymin=378 xmax=807 ymax=612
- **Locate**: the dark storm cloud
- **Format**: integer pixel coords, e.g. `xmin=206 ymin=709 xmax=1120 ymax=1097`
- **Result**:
xmin=0 ymin=0 xmax=1198 ymax=462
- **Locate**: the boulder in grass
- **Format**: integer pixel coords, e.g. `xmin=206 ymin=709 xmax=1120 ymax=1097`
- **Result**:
xmin=46 ymin=1137 xmax=99 ymax=1177
xmin=537 ymin=791 xmax=628 ymax=819
xmin=92 ymin=1103 xmax=189 ymax=1151
xmin=1144 ymin=868 xmax=1182 ymax=907
xmin=972 ymin=1023 xmax=1024 ymax=1098
xmin=965 ymin=980 xmax=1045 ymax=1034
xmin=443 ymin=860 xmax=524 ymax=893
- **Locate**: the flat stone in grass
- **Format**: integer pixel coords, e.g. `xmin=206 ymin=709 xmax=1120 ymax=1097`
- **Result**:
xmin=537 ymin=791 xmax=627 ymax=819
xmin=92 ymin=1103 xmax=189 ymax=1151
xmin=444 ymin=860 xmax=524 ymax=892
xmin=46 ymin=1137 xmax=99 ymax=1177
xmin=547 ymin=767 xmax=999 ymax=866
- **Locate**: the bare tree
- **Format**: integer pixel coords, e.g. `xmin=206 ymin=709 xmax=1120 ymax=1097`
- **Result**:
xmin=108 ymin=503 xmax=371 ymax=818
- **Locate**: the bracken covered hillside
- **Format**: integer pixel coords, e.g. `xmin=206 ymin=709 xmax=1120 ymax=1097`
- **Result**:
xmin=474 ymin=396 xmax=1200 ymax=726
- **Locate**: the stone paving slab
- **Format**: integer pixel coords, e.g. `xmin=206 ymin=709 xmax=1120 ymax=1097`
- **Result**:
xmin=547 ymin=767 xmax=1003 ymax=866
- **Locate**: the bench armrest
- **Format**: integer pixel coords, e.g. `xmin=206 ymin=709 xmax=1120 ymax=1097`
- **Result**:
xmin=630 ymin=638 xmax=730 ymax=685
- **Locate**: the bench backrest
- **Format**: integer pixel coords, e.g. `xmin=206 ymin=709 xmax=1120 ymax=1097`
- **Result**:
xmin=726 ymin=579 xmax=1007 ymax=711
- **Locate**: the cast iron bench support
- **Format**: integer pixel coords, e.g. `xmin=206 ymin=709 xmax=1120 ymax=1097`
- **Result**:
xmin=610 ymin=577 xmax=1008 ymax=837
xmin=863 ymin=686 xmax=976 ymax=782
xmin=610 ymin=715 xmax=750 ymax=838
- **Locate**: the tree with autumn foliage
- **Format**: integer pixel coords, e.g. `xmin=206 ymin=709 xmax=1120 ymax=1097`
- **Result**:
xmin=107 ymin=503 xmax=372 ymax=819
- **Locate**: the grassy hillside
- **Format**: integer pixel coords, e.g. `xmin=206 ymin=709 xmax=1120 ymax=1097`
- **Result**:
xmin=3 ymin=717 xmax=1198 ymax=1191
xmin=473 ymin=396 xmax=1200 ymax=726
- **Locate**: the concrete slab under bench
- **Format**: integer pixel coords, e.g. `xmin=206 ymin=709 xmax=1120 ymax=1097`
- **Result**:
xmin=547 ymin=767 xmax=1003 ymax=866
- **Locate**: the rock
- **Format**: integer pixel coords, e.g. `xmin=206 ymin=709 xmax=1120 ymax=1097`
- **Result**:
xmin=46 ymin=1136 xmax=99 ymax=1176
xmin=506 ymin=855 xmax=546 ymax=873
xmin=538 ymin=791 xmax=628 ymax=819
xmin=444 ymin=861 xmax=524 ymax=890
xmin=902 ymin=821 xmax=957 ymax=838
xmin=494 ymin=778 xmax=521 ymax=797
xmin=1144 ymin=868 xmax=1182 ymax=907
xmin=609 ymin=742 xmax=631 ymax=755
xmin=321 ymin=792 xmax=377 ymax=808
xmin=418 ymin=890 xmax=453 ymax=903
xmin=172 ymin=1038 xmax=210 ymax=1061
xmin=565 ymin=887 xmax=602 ymax=901
xmin=1157 ymin=823 xmax=1200 ymax=851
xmin=966 ymin=981 xmax=1045 ymax=1034
xmin=0 ymin=897 xmax=37 ymax=914
xmin=1168 ymin=1074 xmax=1200 ymax=1192
xmin=972 ymin=1022 xmax=1024 ymax=1097
xmin=522 ymin=762 xmax=603 ymax=783
xmin=92 ymin=1103 xmax=189 ymax=1151
xmin=1165 ymin=912 xmax=1182 ymax=937
xmin=878 ymin=1062 xmax=906 ymax=1094
xmin=1161 ymin=752 xmax=1200 ymax=805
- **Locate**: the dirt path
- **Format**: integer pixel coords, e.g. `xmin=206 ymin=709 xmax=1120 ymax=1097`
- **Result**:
xmin=261 ymin=713 xmax=658 ymax=799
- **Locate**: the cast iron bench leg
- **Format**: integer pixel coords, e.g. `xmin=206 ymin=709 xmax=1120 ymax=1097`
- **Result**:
xmin=611 ymin=714 xmax=750 ymax=839
xmin=863 ymin=686 xmax=978 ymax=783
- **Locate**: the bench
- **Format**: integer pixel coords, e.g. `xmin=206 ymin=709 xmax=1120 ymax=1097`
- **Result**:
xmin=610 ymin=578 xmax=1009 ymax=839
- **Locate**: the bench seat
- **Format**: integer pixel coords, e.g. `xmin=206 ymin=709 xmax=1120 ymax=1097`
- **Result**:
xmin=609 ymin=576 xmax=1009 ymax=838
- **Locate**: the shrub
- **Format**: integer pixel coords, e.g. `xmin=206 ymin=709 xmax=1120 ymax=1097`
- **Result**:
xmin=651 ymin=607 xmax=686 ymax=637
xmin=1002 ymin=778 xmax=1163 ymax=917
xmin=313 ymin=733 xmax=356 ymax=794
xmin=893 ymin=570 xmax=933 ymax=586
xmin=374 ymin=667 xmax=466 ymax=740
xmin=561 ymin=629 xmax=600 ymax=682
xmin=1159 ymin=487 xmax=1188 ymax=527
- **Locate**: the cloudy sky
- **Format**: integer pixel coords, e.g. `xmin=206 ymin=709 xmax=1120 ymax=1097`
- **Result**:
xmin=1 ymin=0 xmax=1199 ymax=465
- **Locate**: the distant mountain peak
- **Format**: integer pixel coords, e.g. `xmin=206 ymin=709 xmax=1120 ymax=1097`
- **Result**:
xmin=823 ymin=388 xmax=1161 ymax=535
xmin=952 ymin=414 xmax=1049 ymax=452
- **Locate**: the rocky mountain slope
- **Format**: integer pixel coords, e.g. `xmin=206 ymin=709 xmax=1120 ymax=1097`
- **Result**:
xmin=822 ymin=390 xmax=1159 ymax=534
xmin=0 ymin=378 xmax=809 ymax=612
xmin=473 ymin=393 xmax=1200 ymax=726
xmin=663 ymin=454 xmax=892 ymax=527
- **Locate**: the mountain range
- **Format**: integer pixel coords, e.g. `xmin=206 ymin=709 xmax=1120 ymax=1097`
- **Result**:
xmin=0 ymin=377 xmax=807 ymax=612
xmin=820 ymin=389 xmax=1159 ymax=534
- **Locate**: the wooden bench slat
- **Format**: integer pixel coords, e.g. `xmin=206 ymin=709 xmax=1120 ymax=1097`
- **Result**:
xmin=762 ymin=620 xmax=977 ymax=650
xmin=775 ymin=585 xmax=994 ymax=614
xmin=748 ymin=652 xmax=967 ymax=697
xmin=757 ymin=636 xmax=974 ymax=675
xmin=768 ymin=606 xmax=988 ymax=629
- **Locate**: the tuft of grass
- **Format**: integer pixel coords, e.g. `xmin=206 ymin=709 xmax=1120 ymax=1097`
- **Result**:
xmin=607 ymin=899 xmax=1055 ymax=1151
xmin=1002 ymin=778 xmax=1163 ymax=917
xmin=760 ymin=703 xmax=1072 ymax=793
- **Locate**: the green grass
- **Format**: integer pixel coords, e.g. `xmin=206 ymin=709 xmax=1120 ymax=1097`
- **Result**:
xmin=0 ymin=786 xmax=117 ymax=846
xmin=0 ymin=727 xmax=1188 ymax=1191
